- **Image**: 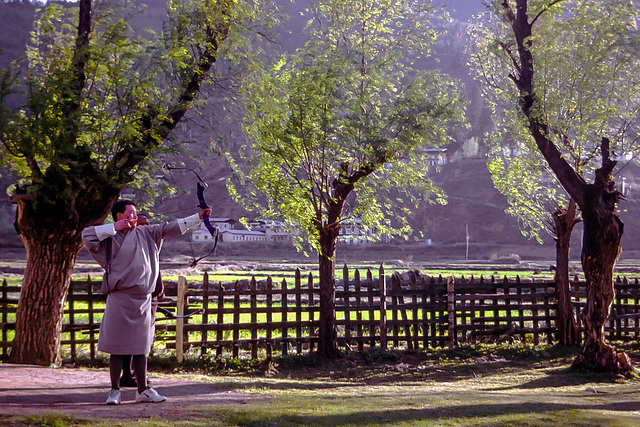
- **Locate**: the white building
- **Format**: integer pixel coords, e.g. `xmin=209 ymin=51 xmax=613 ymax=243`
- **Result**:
xmin=338 ymin=219 xmax=374 ymax=245
xmin=249 ymin=219 xmax=293 ymax=243
xmin=191 ymin=218 xmax=236 ymax=243
xmin=218 ymin=229 xmax=267 ymax=243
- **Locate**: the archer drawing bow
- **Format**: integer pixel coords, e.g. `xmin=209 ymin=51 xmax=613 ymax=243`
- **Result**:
xmin=163 ymin=164 xmax=219 ymax=266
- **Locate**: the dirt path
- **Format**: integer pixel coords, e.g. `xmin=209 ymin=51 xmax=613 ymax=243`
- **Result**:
xmin=0 ymin=364 xmax=254 ymax=421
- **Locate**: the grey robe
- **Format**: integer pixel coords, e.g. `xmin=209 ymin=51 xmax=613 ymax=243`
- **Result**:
xmin=82 ymin=222 xmax=181 ymax=355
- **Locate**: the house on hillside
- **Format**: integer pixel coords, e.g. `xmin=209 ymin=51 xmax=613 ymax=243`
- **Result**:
xmin=338 ymin=218 xmax=374 ymax=245
xmin=218 ymin=229 xmax=267 ymax=243
xmin=249 ymin=219 xmax=293 ymax=243
xmin=191 ymin=218 xmax=237 ymax=243
xmin=423 ymin=148 xmax=447 ymax=167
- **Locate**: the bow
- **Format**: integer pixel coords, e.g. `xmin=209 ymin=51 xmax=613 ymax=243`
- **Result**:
xmin=163 ymin=164 xmax=219 ymax=266
xmin=156 ymin=306 xmax=206 ymax=320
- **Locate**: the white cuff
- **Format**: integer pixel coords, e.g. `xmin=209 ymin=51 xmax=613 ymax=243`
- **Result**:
xmin=178 ymin=213 xmax=202 ymax=234
xmin=95 ymin=223 xmax=116 ymax=241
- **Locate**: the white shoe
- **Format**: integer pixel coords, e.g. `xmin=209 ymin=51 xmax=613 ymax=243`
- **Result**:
xmin=106 ymin=389 xmax=121 ymax=405
xmin=135 ymin=387 xmax=167 ymax=403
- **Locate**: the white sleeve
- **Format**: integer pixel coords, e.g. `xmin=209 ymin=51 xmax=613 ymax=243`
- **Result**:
xmin=94 ymin=223 xmax=116 ymax=241
xmin=177 ymin=213 xmax=202 ymax=234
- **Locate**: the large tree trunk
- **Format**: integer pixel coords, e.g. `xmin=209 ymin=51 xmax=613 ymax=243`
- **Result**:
xmin=8 ymin=196 xmax=86 ymax=366
xmin=551 ymin=202 xmax=579 ymax=346
xmin=571 ymin=173 xmax=632 ymax=371
xmin=317 ymin=222 xmax=339 ymax=358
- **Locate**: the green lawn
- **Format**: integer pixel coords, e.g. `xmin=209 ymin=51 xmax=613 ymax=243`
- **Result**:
xmin=6 ymin=344 xmax=640 ymax=426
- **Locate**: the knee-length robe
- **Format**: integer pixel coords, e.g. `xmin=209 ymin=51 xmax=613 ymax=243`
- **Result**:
xmin=82 ymin=220 xmax=188 ymax=355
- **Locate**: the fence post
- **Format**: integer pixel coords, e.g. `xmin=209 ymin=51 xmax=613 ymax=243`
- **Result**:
xmin=447 ymin=276 xmax=455 ymax=349
xmin=201 ymin=272 xmax=209 ymax=357
xmin=379 ymin=265 xmax=387 ymax=350
xmin=176 ymin=276 xmax=188 ymax=363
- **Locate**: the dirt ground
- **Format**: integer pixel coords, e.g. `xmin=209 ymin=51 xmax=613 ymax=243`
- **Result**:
xmin=0 ymin=364 xmax=254 ymax=421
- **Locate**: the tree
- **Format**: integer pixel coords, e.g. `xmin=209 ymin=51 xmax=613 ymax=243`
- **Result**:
xmin=482 ymin=126 xmax=581 ymax=345
xmin=470 ymin=0 xmax=640 ymax=370
xmin=0 ymin=0 xmax=270 ymax=366
xmin=233 ymin=0 xmax=467 ymax=358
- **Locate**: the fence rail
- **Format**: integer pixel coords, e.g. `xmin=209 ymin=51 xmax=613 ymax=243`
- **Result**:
xmin=2 ymin=266 xmax=640 ymax=362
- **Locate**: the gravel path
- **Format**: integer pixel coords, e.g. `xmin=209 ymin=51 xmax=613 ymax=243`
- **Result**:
xmin=0 ymin=364 xmax=254 ymax=421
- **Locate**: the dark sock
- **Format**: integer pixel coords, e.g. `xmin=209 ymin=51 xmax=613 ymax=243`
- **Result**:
xmin=109 ymin=354 xmax=123 ymax=390
xmin=132 ymin=354 xmax=147 ymax=394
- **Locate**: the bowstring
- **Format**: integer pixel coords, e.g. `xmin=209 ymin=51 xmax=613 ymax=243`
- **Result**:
xmin=163 ymin=164 xmax=217 ymax=267
xmin=163 ymin=165 xmax=200 ymax=267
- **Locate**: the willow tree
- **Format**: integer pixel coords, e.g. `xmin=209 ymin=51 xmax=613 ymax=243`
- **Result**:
xmin=0 ymin=0 xmax=274 ymax=366
xmin=234 ymin=0 xmax=466 ymax=358
xmin=482 ymin=124 xmax=582 ymax=345
xmin=469 ymin=0 xmax=640 ymax=370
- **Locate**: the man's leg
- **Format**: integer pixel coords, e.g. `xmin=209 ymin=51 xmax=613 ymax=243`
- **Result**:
xmin=133 ymin=354 xmax=166 ymax=403
xmin=109 ymin=354 xmax=123 ymax=389
xmin=106 ymin=354 xmax=123 ymax=405
xmin=132 ymin=354 xmax=147 ymax=394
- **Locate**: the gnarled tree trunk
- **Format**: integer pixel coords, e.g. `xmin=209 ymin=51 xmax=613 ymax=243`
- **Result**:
xmin=571 ymin=158 xmax=631 ymax=371
xmin=551 ymin=201 xmax=579 ymax=346
xmin=317 ymin=221 xmax=340 ymax=359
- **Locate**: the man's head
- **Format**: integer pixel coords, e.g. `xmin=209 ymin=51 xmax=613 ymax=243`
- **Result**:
xmin=111 ymin=200 xmax=137 ymax=223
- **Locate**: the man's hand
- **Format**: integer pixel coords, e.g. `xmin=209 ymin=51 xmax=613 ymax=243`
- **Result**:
xmin=199 ymin=207 xmax=212 ymax=220
xmin=114 ymin=217 xmax=136 ymax=231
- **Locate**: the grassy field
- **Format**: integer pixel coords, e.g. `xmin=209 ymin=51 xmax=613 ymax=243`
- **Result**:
xmin=4 ymin=343 xmax=640 ymax=426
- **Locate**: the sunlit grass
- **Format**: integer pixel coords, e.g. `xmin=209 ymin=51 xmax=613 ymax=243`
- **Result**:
xmin=7 ymin=344 xmax=640 ymax=426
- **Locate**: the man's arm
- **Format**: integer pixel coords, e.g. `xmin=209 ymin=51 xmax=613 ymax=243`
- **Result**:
xmin=81 ymin=225 xmax=115 ymax=268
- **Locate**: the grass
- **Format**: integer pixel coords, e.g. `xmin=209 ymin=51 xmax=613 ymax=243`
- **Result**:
xmin=4 ymin=343 xmax=640 ymax=426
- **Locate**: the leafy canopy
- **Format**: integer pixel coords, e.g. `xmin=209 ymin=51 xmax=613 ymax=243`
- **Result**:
xmin=467 ymin=0 xmax=640 ymax=241
xmin=232 ymin=0 xmax=468 ymax=252
xmin=0 ymin=0 xmax=280 ymax=217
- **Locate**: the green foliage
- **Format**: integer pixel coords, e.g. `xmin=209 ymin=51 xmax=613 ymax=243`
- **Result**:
xmin=467 ymin=0 xmax=640 ymax=241
xmin=234 ymin=0 xmax=467 ymax=253
xmin=0 ymin=0 xmax=278 ymax=221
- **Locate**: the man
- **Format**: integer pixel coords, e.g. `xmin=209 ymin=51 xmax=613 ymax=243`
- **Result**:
xmin=82 ymin=200 xmax=210 ymax=405
xmin=119 ymin=214 xmax=163 ymax=389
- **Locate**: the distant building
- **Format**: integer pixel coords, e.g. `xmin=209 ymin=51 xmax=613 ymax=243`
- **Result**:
xmin=192 ymin=218 xmax=295 ymax=244
xmin=338 ymin=219 xmax=374 ymax=245
xmin=249 ymin=219 xmax=292 ymax=243
xmin=191 ymin=218 xmax=237 ymax=243
xmin=422 ymin=148 xmax=447 ymax=167
xmin=218 ymin=229 xmax=267 ymax=243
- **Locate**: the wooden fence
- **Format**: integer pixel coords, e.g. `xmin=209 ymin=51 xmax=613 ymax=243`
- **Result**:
xmin=2 ymin=266 xmax=640 ymax=363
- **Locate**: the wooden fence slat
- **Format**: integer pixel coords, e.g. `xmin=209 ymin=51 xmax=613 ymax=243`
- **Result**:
xmin=176 ymin=276 xmax=187 ymax=363
xmin=200 ymin=272 xmax=209 ymax=356
xmin=216 ymin=282 xmax=224 ymax=357
xmin=250 ymin=277 xmax=258 ymax=359
xmin=379 ymin=265 xmax=387 ymax=350
xmin=266 ymin=276 xmax=273 ymax=361
xmin=281 ymin=278 xmax=288 ymax=356
xmin=343 ymin=265 xmax=352 ymax=349
xmin=295 ymin=269 xmax=302 ymax=354
xmin=354 ymin=269 xmax=364 ymax=352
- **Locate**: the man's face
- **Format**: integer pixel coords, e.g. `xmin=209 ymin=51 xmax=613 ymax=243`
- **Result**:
xmin=116 ymin=204 xmax=138 ymax=229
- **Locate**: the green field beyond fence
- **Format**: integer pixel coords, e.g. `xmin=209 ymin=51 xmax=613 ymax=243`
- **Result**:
xmin=2 ymin=265 xmax=640 ymax=363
